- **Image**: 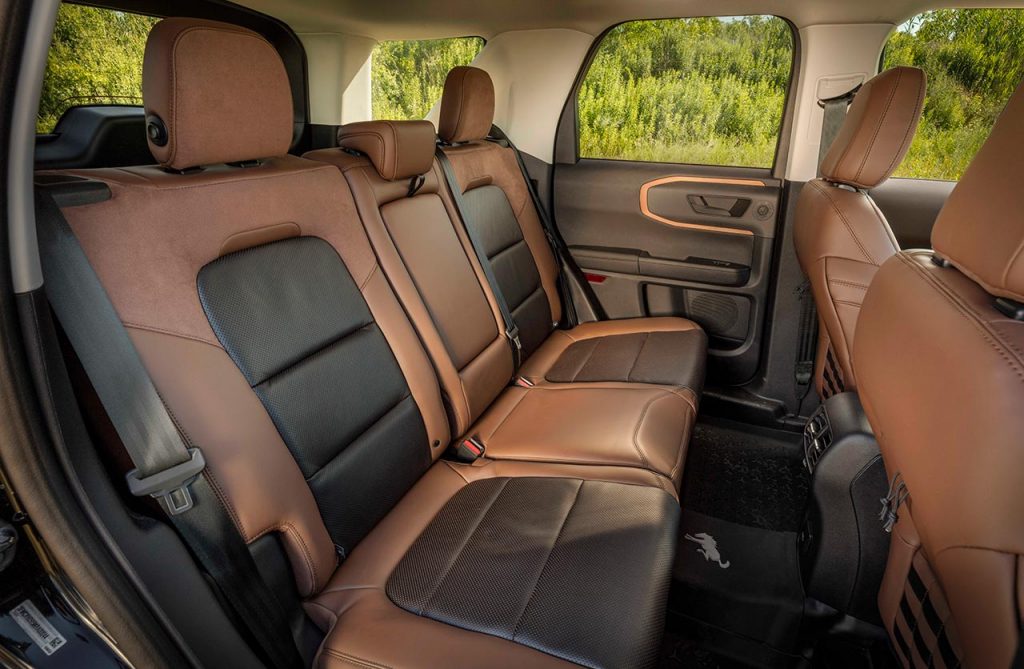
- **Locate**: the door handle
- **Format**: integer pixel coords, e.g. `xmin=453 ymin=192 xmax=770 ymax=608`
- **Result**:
xmin=687 ymin=195 xmax=750 ymax=218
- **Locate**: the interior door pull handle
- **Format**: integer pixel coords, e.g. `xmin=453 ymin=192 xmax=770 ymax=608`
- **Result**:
xmin=687 ymin=195 xmax=750 ymax=218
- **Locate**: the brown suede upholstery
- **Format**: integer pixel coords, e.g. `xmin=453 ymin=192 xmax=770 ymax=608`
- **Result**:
xmin=438 ymin=65 xmax=496 ymax=144
xmin=931 ymin=79 xmax=1024 ymax=302
xmin=819 ymin=67 xmax=926 ymax=190
xmin=142 ymin=19 xmax=293 ymax=170
xmin=794 ymin=67 xmax=924 ymax=396
xmin=338 ymin=120 xmax=436 ymax=181
xmin=853 ymin=78 xmax=1024 ymax=668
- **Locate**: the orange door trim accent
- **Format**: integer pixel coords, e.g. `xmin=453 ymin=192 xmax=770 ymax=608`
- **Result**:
xmin=639 ymin=175 xmax=766 ymax=236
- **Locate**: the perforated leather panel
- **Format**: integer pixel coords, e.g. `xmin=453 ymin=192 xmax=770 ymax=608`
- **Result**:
xmin=387 ymin=477 xmax=679 ymax=669
xmin=461 ymin=185 xmax=553 ymax=358
xmin=198 ymin=236 xmax=430 ymax=556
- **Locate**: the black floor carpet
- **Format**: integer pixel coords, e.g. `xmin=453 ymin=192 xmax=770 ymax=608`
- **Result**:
xmin=681 ymin=420 xmax=809 ymax=532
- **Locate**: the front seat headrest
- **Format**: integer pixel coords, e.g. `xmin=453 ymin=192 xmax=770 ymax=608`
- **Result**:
xmin=438 ymin=66 xmax=495 ymax=144
xmin=142 ymin=18 xmax=294 ymax=170
xmin=931 ymin=78 xmax=1024 ymax=303
xmin=338 ymin=120 xmax=436 ymax=181
xmin=820 ymin=66 xmax=926 ymax=189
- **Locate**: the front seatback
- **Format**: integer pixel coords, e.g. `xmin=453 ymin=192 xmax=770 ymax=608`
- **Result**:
xmin=48 ymin=17 xmax=450 ymax=605
xmin=794 ymin=67 xmax=925 ymax=397
xmin=306 ymin=121 xmax=514 ymax=437
xmin=437 ymin=66 xmax=563 ymax=359
xmin=853 ymin=79 xmax=1024 ymax=668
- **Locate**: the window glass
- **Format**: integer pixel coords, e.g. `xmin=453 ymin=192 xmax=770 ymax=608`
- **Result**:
xmin=883 ymin=9 xmax=1024 ymax=180
xmin=577 ymin=16 xmax=793 ymax=167
xmin=38 ymin=4 xmax=157 ymax=133
xmin=371 ymin=37 xmax=484 ymax=120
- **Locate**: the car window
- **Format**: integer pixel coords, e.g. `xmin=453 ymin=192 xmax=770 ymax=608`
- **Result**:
xmin=371 ymin=37 xmax=484 ymax=120
xmin=37 ymin=4 xmax=156 ymax=133
xmin=576 ymin=16 xmax=794 ymax=167
xmin=883 ymin=9 xmax=1024 ymax=181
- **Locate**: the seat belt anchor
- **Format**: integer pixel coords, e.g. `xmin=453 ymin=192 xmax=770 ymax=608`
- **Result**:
xmin=126 ymin=448 xmax=206 ymax=516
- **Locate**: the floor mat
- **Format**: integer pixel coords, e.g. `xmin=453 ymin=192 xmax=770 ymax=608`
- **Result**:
xmin=681 ymin=421 xmax=809 ymax=532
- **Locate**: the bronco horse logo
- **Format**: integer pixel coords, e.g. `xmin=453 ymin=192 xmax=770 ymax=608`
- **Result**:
xmin=683 ymin=532 xmax=731 ymax=569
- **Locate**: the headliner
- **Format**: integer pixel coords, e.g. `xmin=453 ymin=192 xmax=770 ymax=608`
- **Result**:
xmin=236 ymin=0 xmax=1024 ymax=39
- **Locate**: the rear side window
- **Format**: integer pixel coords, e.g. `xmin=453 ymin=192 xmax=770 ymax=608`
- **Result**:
xmin=371 ymin=37 xmax=484 ymax=120
xmin=882 ymin=9 xmax=1024 ymax=181
xmin=577 ymin=16 xmax=794 ymax=167
xmin=37 ymin=4 xmax=156 ymax=133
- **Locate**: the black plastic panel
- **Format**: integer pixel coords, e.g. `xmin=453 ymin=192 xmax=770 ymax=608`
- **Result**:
xmin=35 ymin=106 xmax=152 ymax=170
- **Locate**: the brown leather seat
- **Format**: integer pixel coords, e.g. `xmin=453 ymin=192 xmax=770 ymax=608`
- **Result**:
xmin=306 ymin=121 xmax=691 ymax=492
xmin=794 ymin=67 xmax=926 ymax=397
xmin=853 ymin=79 xmax=1024 ymax=668
xmin=435 ymin=66 xmax=708 ymax=397
xmin=49 ymin=18 xmax=682 ymax=669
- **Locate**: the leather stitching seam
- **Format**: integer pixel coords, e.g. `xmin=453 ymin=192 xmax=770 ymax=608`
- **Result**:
xmin=810 ymin=180 xmax=875 ymax=263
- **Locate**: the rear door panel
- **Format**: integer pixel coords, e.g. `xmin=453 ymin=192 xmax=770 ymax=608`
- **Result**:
xmin=555 ymin=159 xmax=783 ymax=385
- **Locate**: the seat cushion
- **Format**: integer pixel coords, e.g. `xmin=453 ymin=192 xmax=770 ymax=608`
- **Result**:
xmin=310 ymin=461 xmax=679 ymax=669
xmin=520 ymin=317 xmax=707 ymax=394
xmin=469 ymin=384 xmax=695 ymax=491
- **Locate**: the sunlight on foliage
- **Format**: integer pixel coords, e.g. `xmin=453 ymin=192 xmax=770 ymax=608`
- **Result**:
xmin=371 ymin=37 xmax=483 ymax=120
xmin=577 ymin=17 xmax=793 ymax=167
xmin=883 ymin=9 xmax=1024 ymax=181
xmin=37 ymin=4 xmax=156 ymax=133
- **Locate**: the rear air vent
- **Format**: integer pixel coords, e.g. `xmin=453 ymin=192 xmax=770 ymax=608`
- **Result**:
xmin=803 ymin=405 xmax=832 ymax=473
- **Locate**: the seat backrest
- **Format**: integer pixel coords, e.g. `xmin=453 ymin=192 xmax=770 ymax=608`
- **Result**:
xmin=47 ymin=18 xmax=449 ymax=601
xmin=306 ymin=121 xmax=514 ymax=437
xmin=793 ymin=67 xmax=925 ymax=397
xmin=853 ymin=78 xmax=1024 ymax=669
xmin=437 ymin=66 xmax=563 ymax=360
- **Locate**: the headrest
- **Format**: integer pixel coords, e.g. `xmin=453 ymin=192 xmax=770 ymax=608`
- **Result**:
xmin=337 ymin=120 xmax=436 ymax=181
xmin=931 ymin=79 xmax=1024 ymax=302
xmin=142 ymin=18 xmax=293 ymax=170
xmin=820 ymin=66 xmax=926 ymax=189
xmin=438 ymin=66 xmax=495 ymax=144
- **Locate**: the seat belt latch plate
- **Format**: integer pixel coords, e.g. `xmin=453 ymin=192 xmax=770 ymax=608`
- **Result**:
xmin=126 ymin=448 xmax=206 ymax=516
xmin=450 ymin=436 xmax=485 ymax=463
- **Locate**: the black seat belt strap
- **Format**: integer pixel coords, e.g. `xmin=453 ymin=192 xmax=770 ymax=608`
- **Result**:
xmin=435 ymin=148 xmax=523 ymax=369
xmin=34 ymin=190 xmax=305 ymax=669
xmin=817 ymin=84 xmax=861 ymax=175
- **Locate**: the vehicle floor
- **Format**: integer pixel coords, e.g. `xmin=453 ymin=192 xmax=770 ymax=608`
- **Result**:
xmin=661 ymin=418 xmax=808 ymax=668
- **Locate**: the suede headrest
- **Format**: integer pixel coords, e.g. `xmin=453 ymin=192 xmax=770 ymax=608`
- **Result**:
xmin=142 ymin=18 xmax=293 ymax=170
xmin=820 ymin=66 xmax=926 ymax=189
xmin=337 ymin=120 xmax=436 ymax=181
xmin=438 ymin=66 xmax=495 ymax=144
xmin=931 ymin=78 xmax=1024 ymax=302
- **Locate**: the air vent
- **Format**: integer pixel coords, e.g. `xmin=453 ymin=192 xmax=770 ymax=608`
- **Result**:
xmin=803 ymin=405 xmax=832 ymax=472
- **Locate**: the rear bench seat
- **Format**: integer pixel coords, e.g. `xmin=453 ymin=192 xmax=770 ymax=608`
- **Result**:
xmin=306 ymin=122 xmax=700 ymax=491
xmin=45 ymin=18 xmax=685 ymax=669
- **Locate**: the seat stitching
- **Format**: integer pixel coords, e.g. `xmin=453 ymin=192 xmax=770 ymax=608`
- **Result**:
xmin=808 ymin=180 xmax=875 ymax=263
xmin=630 ymin=395 xmax=659 ymax=470
xmin=625 ymin=332 xmax=651 ymax=382
xmin=419 ymin=478 xmax=510 ymax=616
xmin=899 ymin=255 xmax=1024 ymax=381
xmin=123 ymin=321 xmax=220 ymax=347
xmin=854 ymin=68 xmax=902 ymax=184
xmin=880 ymin=71 xmax=926 ymax=179
xmin=572 ymin=338 xmax=600 ymax=383
xmin=511 ymin=479 xmax=584 ymax=640
xmin=320 ymin=648 xmax=394 ymax=669
xmin=828 ymin=279 xmax=869 ymax=290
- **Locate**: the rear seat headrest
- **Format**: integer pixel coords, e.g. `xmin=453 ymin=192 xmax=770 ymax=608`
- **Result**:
xmin=142 ymin=18 xmax=294 ymax=170
xmin=438 ymin=66 xmax=495 ymax=144
xmin=931 ymin=78 xmax=1024 ymax=302
xmin=820 ymin=66 xmax=926 ymax=190
xmin=337 ymin=120 xmax=436 ymax=181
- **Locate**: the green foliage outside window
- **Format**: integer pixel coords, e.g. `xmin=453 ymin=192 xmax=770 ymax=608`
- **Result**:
xmin=577 ymin=17 xmax=793 ymax=167
xmin=883 ymin=9 xmax=1024 ymax=181
xmin=371 ymin=37 xmax=484 ymax=120
xmin=37 ymin=4 xmax=156 ymax=133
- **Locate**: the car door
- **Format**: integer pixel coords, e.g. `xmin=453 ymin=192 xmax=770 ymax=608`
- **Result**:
xmin=552 ymin=16 xmax=797 ymax=386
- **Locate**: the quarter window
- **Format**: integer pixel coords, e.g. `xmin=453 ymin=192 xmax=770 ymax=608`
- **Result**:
xmin=371 ymin=37 xmax=484 ymax=120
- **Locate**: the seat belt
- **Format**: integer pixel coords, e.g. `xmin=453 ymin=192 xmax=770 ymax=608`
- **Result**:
xmin=487 ymin=125 xmax=595 ymax=326
xmin=34 ymin=189 xmax=305 ymax=669
xmin=817 ymin=84 xmax=861 ymax=175
xmin=435 ymin=148 xmax=523 ymax=369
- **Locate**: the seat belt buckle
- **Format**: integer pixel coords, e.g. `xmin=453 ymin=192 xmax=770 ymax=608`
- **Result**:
xmin=514 ymin=376 xmax=535 ymax=388
xmin=506 ymin=325 xmax=522 ymax=366
xmin=126 ymin=448 xmax=206 ymax=516
xmin=449 ymin=436 xmax=485 ymax=463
